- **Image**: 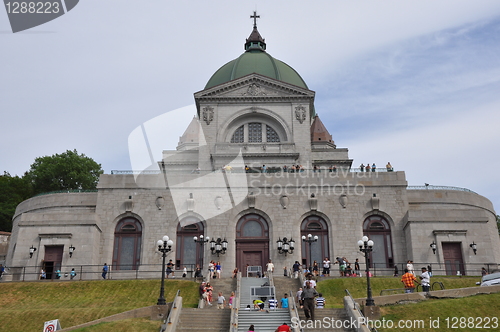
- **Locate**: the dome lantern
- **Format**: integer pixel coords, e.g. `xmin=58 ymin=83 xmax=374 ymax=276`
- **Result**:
xmin=245 ymin=11 xmax=266 ymax=52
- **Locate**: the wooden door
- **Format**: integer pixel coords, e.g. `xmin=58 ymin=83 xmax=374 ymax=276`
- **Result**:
xmin=44 ymin=246 xmax=63 ymax=279
xmin=442 ymin=242 xmax=465 ymax=276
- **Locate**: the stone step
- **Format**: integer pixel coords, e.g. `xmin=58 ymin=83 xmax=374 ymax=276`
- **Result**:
xmin=296 ymin=308 xmax=356 ymax=332
xmin=177 ymin=307 xmax=231 ymax=330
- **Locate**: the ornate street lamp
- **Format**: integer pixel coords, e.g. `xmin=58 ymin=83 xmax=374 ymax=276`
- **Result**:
xmin=29 ymin=245 xmax=37 ymax=258
xmin=156 ymin=235 xmax=174 ymax=305
xmin=277 ymin=237 xmax=295 ymax=255
xmin=357 ymin=236 xmax=375 ymax=306
xmin=193 ymin=235 xmax=210 ymax=246
xmin=302 ymin=234 xmax=318 ymax=272
xmin=470 ymin=242 xmax=477 ymax=255
xmin=210 ymin=238 xmax=228 ymax=257
xmin=69 ymin=244 xmax=76 ymax=258
xmin=430 ymin=241 xmax=437 ymax=254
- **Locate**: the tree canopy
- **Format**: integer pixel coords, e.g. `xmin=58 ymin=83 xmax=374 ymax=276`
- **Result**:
xmin=25 ymin=149 xmax=104 ymax=196
xmin=0 ymin=172 xmax=32 ymax=232
xmin=0 ymin=150 xmax=103 ymax=231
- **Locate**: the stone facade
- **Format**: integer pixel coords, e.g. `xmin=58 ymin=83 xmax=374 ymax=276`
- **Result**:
xmin=5 ymin=21 xmax=500 ymax=281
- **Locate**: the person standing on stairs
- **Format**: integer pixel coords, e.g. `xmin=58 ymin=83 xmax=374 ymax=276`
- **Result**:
xmin=301 ymin=281 xmax=319 ymax=320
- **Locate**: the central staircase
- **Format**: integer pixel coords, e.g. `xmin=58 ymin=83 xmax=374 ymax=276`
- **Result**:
xmin=237 ymin=277 xmax=292 ymax=332
xmin=175 ymin=278 xmax=235 ymax=332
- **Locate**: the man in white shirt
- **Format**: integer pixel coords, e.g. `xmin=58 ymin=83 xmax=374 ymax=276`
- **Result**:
xmin=322 ymin=257 xmax=331 ymax=276
xmin=419 ymin=267 xmax=431 ymax=293
xmin=303 ymin=275 xmax=316 ymax=288
xmin=266 ymin=259 xmax=275 ymax=277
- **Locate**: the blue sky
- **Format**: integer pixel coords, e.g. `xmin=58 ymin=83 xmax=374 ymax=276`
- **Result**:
xmin=1 ymin=1 xmax=500 ymax=211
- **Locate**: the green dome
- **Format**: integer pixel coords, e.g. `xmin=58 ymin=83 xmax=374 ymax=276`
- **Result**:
xmin=204 ymin=22 xmax=308 ymax=90
xmin=205 ymin=50 xmax=308 ymax=90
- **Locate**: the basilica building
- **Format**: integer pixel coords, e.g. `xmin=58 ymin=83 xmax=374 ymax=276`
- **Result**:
xmin=6 ymin=15 xmax=499 ymax=281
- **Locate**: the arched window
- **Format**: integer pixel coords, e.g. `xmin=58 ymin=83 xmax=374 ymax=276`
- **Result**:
xmin=230 ymin=123 xmax=281 ymax=143
xmin=230 ymin=125 xmax=244 ymax=143
xmin=301 ymin=216 xmax=329 ymax=269
xmin=363 ymin=215 xmax=394 ymax=268
xmin=176 ymin=218 xmax=205 ymax=269
xmin=112 ymin=217 xmax=142 ymax=270
xmin=266 ymin=125 xmax=280 ymax=142
xmin=236 ymin=214 xmax=269 ymax=238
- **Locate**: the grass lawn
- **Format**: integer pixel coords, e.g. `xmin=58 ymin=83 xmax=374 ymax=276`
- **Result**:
xmin=0 ymin=279 xmax=199 ymax=332
xmin=378 ymin=293 xmax=500 ymax=332
xmin=316 ymin=276 xmax=481 ymax=307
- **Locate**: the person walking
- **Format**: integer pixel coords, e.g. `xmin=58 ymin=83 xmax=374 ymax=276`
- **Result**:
xmin=301 ymin=281 xmax=319 ymax=320
xmin=275 ymin=322 xmax=292 ymax=332
xmin=419 ymin=267 xmax=431 ymax=293
xmin=166 ymin=259 xmax=174 ymax=278
xmin=266 ymin=259 xmax=274 ymax=277
xmin=322 ymin=257 xmax=330 ymax=276
xmin=280 ymin=293 xmax=289 ymax=309
xmin=316 ymin=293 xmax=326 ymax=308
xmin=354 ymin=258 xmax=361 ymax=277
xmin=217 ymin=292 xmax=226 ymax=309
xmin=216 ymin=261 xmax=222 ymax=278
xmin=102 ymin=263 xmax=108 ymax=279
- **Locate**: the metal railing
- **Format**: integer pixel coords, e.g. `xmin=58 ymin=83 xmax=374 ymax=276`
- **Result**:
xmin=351 ymin=262 xmax=499 ymax=278
xmin=159 ymin=289 xmax=180 ymax=332
xmin=1 ymin=263 xmax=201 ymax=282
xmin=288 ymin=287 xmax=303 ymax=332
xmin=34 ymin=189 xmax=98 ymax=197
xmin=345 ymin=289 xmax=377 ymax=332
xmin=110 ymin=167 xmax=394 ymax=175
xmin=230 ymin=272 xmax=241 ymax=332
xmin=407 ymin=185 xmax=477 ymax=194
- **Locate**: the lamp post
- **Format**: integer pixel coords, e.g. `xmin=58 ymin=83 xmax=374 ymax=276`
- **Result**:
xmin=210 ymin=238 xmax=228 ymax=257
xmin=357 ymin=236 xmax=375 ymax=306
xmin=193 ymin=235 xmax=210 ymax=246
xmin=302 ymin=234 xmax=318 ymax=272
xmin=277 ymin=237 xmax=295 ymax=255
xmin=69 ymin=244 xmax=76 ymax=258
xmin=193 ymin=235 xmax=209 ymax=269
xmin=29 ymin=245 xmax=37 ymax=258
xmin=470 ymin=242 xmax=477 ymax=255
xmin=156 ymin=235 xmax=173 ymax=305
xmin=430 ymin=241 xmax=437 ymax=254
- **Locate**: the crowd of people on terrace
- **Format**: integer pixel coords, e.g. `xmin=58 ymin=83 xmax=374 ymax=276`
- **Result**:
xmin=214 ymin=162 xmax=394 ymax=174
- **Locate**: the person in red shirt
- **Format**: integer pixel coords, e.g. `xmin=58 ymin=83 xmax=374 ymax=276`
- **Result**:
xmin=275 ymin=323 xmax=291 ymax=332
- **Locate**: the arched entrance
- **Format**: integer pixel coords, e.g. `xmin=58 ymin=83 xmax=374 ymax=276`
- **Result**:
xmin=112 ymin=217 xmax=142 ymax=270
xmin=301 ymin=215 xmax=329 ymax=269
xmin=363 ymin=215 xmax=394 ymax=268
xmin=235 ymin=214 xmax=269 ymax=275
xmin=176 ymin=217 xmax=205 ymax=270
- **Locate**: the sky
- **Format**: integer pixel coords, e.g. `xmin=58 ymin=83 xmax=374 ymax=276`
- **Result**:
xmin=1 ymin=1 xmax=500 ymax=212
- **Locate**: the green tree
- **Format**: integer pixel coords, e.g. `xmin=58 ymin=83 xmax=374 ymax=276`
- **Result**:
xmin=0 ymin=172 xmax=32 ymax=232
xmin=25 ymin=149 xmax=103 ymax=196
xmin=497 ymin=215 xmax=500 ymax=235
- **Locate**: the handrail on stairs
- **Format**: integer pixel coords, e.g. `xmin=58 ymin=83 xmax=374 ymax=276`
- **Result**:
xmin=288 ymin=288 xmax=304 ymax=332
xmin=230 ymin=271 xmax=242 ymax=332
xmin=159 ymin=289 xmax=181 ymax=332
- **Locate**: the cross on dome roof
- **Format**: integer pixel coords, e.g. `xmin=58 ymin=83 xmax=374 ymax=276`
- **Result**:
xmin=250 ymin=10 xmax=260 ymax=28
xmin=245 ymin=11 xmax=266 ymax=52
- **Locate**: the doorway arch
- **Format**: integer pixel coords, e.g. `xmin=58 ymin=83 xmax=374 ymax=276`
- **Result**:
xmin=300 ymin=215 xmax=330 ymax=270
xmin=176 ymin=217 xmax=205 ymax=269
xmin=235 ymin=213 xmax=270 ymax=276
